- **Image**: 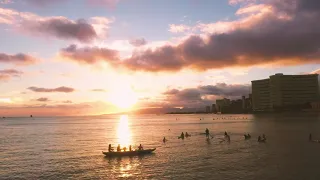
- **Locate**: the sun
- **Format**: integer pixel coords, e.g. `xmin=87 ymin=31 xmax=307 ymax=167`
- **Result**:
xmin=108 ymin=84 xmax=138 ymax=109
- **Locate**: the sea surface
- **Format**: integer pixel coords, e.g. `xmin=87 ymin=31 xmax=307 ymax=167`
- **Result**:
xmin=1 ymin=113 xmax=320 ymax=180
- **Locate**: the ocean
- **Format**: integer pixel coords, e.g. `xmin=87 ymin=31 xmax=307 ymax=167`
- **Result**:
xmin=1 ymin=113 xmax=320 ymax=180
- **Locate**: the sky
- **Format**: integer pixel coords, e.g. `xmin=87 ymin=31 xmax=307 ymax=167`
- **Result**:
xmin=0 ymin=0 xmax=319 ymax=116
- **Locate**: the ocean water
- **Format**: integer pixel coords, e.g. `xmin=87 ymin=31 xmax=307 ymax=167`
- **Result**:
xmin=1 ymin=113 xmax=320 ymax=180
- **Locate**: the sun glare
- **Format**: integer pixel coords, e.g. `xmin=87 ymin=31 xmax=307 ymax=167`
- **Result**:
xmin=117 ymin=115 xmax=131 ymax=148
xmin=108 ymin=84 xmax=138 ymax=110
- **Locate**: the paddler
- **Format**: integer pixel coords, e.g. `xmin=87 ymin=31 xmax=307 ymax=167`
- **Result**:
xmin=117 ymin=144 xmax=121 ymax=152
xmin=129 ymin=145 xmax=132 ymax=151
xmin=108 ymin=144 xmax=114 ymax=152
xmin=138 ymin=144 xmax=143 ymax=150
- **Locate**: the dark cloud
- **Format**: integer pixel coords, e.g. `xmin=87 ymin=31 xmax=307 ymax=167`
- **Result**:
xmin=199 ymin=83 xmax=251 ymax=97
xmin=36 ymin=97 xmax=49 ymax=102
xmin=0 ymin=69 xmax=23 ymax=81
xmin=23 ymin=18 xmax=97 ymax=43
xmin=27 ymin=86 xmax=75 ymax=93
xmin=124 ymin=46 xmax=185 ymax=72
xmin=162 ymin=83 xmax=251 ymax=108
xmin=129 ymin=38 xmax=147 ymax=47
xmin=59 ymin=0 xmax=320 ymax=72
xmin=91 ymin=89 xmax=106 ymax=92
xmin=60 ymin=44 xmax=119 ymax=64
xmin=0 ymin=53 xmax=37 ymax=65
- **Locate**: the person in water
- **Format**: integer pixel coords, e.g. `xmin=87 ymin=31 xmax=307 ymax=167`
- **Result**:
xmin=186 ymin=132 xmax=190 ymax=137
xmin=262 ymin=134 xmax=266 ymax=141
xmin=309 ymin=133 xmax=312 ymax=141
xmin=224 ymin=131 xmax=228 ymax=136
xmin=163 ymin=137 xmax=167 ymax=143
xmin=258 ymin=136 xmax=261 ymax=142
xmin=138 ymin=144 xmax=143 ymax=150
xmin=117 ymin=144 xmax=121 ymax=152
xmin=180 ymin=132 xmax=185 ymax=139
xmin=205 ymin=128 xmax=210 ymax=138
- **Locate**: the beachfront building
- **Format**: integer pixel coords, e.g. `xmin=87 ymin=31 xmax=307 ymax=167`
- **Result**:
xmin=206 ymin=106 xmax=211 ymax=113
xmin=252 ymin=73 xmax=320 ymax=112
xmin=211 ymin=104 xmax=217 ymax=113
xmin=216 ymin=98 xmax=231 ymax=113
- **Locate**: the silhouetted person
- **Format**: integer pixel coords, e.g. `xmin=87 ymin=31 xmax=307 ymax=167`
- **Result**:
xmin=129 ymin=145 xmax=132 ymax=151
xmin=226 ymin=134 xmax=230 ymax=142
xmin=248 ymin=134 xmax=251 ymax=138
xmin=117 ymin=144 xmax=121 ymax=152
xmin=309 ymin=133 xmax=312 ymax=141
xmin=258 ymin=136 xmax=261 ymax=142
xmin=180 ymin=132 xmax=185 ymax=139
xmin=138 ymin=144 xmax=143 ymax=150
xmin=205 ymin=128 xmax=209 ymax=138
xmin=30 ymin=115 xmax=33 ymax=118
xmin=224 ymin=131 xmax=228 ymax=136
xmin=163 ymin=137 xmax=167 ymax=143
xmin=108 ymin=144 xmax=114 ymax=152
xmin=123 ymin=147 xmax=127 ymax=152
xmin=186 ymin=132 xmax=190 ymax=137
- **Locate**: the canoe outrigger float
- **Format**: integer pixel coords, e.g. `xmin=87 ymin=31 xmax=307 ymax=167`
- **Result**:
xmin=102 ymin=148 xmax=156 ymax=157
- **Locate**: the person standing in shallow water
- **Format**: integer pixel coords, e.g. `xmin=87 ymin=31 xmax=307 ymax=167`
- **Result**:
xmin=180 ymin=132 xmax=185 ymax=139
xmin=309 ymin=133 xmax=312 ymax=141
xmin=205 ymin=128 xmax=209 ymax=138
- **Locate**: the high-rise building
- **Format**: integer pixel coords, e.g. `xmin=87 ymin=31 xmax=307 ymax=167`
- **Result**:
xmin=211 ymin=104 xmax=216 ymax=113
xmin=216 ymin=98 xmax=231 ymax=112
xmin=252 ymin=73 xmax=320 ymax=111
xmin=206 ymin=106 xmax=211 ymax=113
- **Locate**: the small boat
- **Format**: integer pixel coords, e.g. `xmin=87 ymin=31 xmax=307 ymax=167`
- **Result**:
xmin=102 ymin=148 xmax=156 ymax=157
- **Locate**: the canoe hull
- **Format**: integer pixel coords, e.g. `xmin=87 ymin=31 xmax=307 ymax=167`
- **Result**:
xmin=103 ymin=148 xmax=156 ymax=157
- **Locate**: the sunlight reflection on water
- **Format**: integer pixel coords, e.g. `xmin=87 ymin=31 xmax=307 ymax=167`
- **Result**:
xmin=117 ymin=115 xmax=131 ymax=149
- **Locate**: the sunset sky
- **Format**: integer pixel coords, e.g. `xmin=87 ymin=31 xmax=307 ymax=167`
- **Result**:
xmin=0 ymin=0 xmax=319 ymax=116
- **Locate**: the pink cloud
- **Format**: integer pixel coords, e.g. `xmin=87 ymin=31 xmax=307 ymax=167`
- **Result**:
xmin=60 ymin=44 xmax=120 ymax=65
xmin=129 ymin=38 xmax=147 ymax=47
xmin=27 ymin=86 xmax=75 ymax=93
xmin=0 ymin=7 xmax=113 ymax=43
xmin=0 ymin=53 xmax=37 ymax=65
xmin=169 ymin=24 xmax=191 ymax=33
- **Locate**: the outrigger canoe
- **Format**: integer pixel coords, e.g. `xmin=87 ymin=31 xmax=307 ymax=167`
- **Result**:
xmin=102 ymin=148 xmax=156 ymax=157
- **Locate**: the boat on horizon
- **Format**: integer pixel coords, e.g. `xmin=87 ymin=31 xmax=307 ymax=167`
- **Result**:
xmin=102 ymin=148 xmax=156 ymax=157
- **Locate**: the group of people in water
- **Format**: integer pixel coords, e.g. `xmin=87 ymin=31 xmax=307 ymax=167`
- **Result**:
xmin=108 ymin=144 xmax=144 ymax=152
xmin=178 ymin=132 xmax=191 ymax=139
